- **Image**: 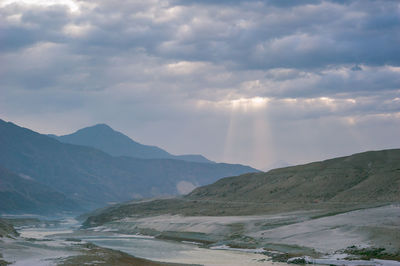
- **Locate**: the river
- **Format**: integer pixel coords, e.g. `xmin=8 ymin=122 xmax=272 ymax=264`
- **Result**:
xmin=11 ymin=218 xmax=287 ymax=266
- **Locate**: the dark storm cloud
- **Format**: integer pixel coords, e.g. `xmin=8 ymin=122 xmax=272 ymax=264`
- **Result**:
xmin=2 ymin=0 xmax=399 ymax=70
xmin=173 ymin=0 xmax=322 ymax=7
xmin=1 ymin=0 xmax=399 ymax=98
xmin=149 ymin=0 xmax=400 ymax=69
xmin=0 ymin=4 xmax=70 ymax=51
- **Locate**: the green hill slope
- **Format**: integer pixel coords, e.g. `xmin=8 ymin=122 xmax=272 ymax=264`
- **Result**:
xmin=189 ymin=149 xmax=400 ymax=204
xmin=83 ymin=149 xmax=400 ymax=226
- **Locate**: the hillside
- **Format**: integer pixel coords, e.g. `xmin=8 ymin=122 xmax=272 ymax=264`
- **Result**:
xmin=51 ymin=124 xmax=213 ymax=163
xmin=0 ymin=218 xmax=18 ymax=238
xmin=189 ymin=149 xmax=400 ymax=204
xmin=0 ymin=166 xmax=80 ymax=214
xmin=0 ymin=119 xmax=257 ymax=212
xmin=83 ymin=149 xmax=400 ymax=226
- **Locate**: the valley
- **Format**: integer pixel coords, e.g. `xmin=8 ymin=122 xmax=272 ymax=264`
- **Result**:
xmin=0 ymin=217 xmax=282 ymax=266
xmin=1 ymin=120 xmax=399 ymax=265
xmin=1 ymin=204 xmax=399 ymax=265
xmin=2 ymin=0 xmax=399 ymax=264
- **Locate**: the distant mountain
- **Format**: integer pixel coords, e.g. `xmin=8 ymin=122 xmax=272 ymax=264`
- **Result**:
xmin=0 ymin=166 xmax=80 ymax=214
xmin=50 ymin=124 xmax=213 ymax=163
xmin=83 ymin=149 xmax=400 ymax=226
xmin=0 ymin=119 xmax=257 ymax=213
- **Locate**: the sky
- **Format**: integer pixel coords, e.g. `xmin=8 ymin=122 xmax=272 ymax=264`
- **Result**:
xmin=1 ymin=0 xmax=399 ymax=170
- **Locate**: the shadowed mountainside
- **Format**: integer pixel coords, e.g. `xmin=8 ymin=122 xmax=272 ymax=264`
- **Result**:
xmin=0 ymin=119 xmax=257 ymax=213
xmin=50 ymin=124 xmax=213 ymax=163
xmin=0 ymin=166 xmax=80 ymax=214
xmin=84 ymin=149 xmax=400 ymax=226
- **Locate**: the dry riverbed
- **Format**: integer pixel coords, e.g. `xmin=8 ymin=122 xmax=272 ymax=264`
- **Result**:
xmin=0 ymin=219 xmax=279 ymax=266
xmin=84 ymin=204 xmax=400 ymax=265
xmin=1 ymin=204 xmax=399 ymax=265
xmin=0 ymin=237 xmax=187 ymax=266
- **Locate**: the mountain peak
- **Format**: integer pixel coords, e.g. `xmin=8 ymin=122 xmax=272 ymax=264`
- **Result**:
xmin=81 ymin=123 xmax=114 ymax=132
xmin=54 ymin=124 xmax=216 ymax=163
xmin=93 ymin=123 xmax=112 ymax=129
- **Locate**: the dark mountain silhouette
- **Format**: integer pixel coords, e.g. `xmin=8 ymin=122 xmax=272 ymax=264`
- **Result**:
xmin=50 ymin=124 xmax=213 ymax=163
xmin=0 ymin=119 xmax=257 ymax=213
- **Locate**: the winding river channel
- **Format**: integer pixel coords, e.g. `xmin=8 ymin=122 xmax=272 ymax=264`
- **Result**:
xmin=13 ymin=218 xmax=287 ymax=266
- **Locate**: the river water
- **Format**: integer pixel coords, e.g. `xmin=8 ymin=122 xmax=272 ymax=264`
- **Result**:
xmin=15 ymin=218 xmax=288 ymax=266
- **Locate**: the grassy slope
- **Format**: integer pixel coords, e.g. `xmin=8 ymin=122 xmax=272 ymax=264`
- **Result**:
xmin=83 ymin=149 xmax=400 ymax=226
xmin=188 ymin=149 xmax=400 ymax=204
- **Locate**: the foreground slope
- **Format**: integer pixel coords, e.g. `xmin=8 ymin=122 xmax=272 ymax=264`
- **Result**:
xmin=0 ymin=119 xmax=257 ymax=211
xmin=51 ymin=124 xmax=213 ymax=163
xmin=84 ymin=149 xmax=400 ymax=225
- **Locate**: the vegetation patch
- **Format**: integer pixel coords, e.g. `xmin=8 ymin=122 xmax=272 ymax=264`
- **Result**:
xmin=0 ymin=219 xmax=19 ymax=238
xmin=0 ymin=253 xmax=11 ymax=266
xmin=344 ymin=246 xmax=400 ymax=261
xmin=260 ymin=243 xmax=320 ymax=263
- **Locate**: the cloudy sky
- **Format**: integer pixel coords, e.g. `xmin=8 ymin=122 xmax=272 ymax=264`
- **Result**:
xmin=1 ymin=0 xmax=399 ymax=169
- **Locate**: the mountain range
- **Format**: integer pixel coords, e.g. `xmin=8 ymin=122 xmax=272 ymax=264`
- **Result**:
xmin=0 ymin=119 xmax=257 ymax=214
xmin=83 ymin=149 xmax=400 ymax=226
xmin=49 ymin=124 xmax=213 ymax=163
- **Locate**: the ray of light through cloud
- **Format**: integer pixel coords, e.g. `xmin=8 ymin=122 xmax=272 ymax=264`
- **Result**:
xmin=0 ymin=0 xmax=399 ymax=169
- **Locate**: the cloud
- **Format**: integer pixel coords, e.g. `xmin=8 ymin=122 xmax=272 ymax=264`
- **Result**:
xmin=0 ymin=0 xmax=399 ymax=169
